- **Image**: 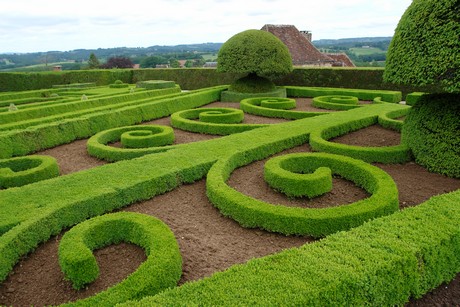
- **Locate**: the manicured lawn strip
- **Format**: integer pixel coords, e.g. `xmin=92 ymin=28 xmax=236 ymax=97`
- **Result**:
xmin=58 ymin=212 xmax=181 ymax=306
xmin=0 ymin=86 xmax=226 ymax=158
xmin=0 ymin=86 xmax=181 ymax=127
xmin=286 ymin=86 xmax=402 ymax=103
xmin=122 ymin=189 xmax=460 ymax=306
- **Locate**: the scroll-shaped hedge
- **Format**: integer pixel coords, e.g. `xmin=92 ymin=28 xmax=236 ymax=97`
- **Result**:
xmin=312 ymin=95 xmax=361 ymax=111
xmin=171 ymin=108 xmax=266 ymax=135
xmin=58 ymin=212 xmax=182 ymax=305
xmin=207 ymin=152 xmax=399 ymax=237
xmin=264 ymin=155 xmax=332 ymax=198
xmin=0 ymin=155 xmax=59 ymax=188
xmin=240 ymin=97 xmax=326 ymax=120
xmin=87 ymin=125 xmax=174 ymax=161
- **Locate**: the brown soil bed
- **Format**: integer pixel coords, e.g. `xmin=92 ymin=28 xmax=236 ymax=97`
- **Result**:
xmin=1 ymin=99 xmax=459 ymax=306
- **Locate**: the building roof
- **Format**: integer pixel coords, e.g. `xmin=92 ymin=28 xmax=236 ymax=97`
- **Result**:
xmin=261 ymin=24 xmax=355 ymax=67
xmin=325 ymin=53 xmax=355 ymax=67
xmin=261 ymin=24 xmax=334 ymax=66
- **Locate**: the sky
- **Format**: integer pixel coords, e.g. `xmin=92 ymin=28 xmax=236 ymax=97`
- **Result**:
xmin=0 ymin=0 xmax=413 ymax=53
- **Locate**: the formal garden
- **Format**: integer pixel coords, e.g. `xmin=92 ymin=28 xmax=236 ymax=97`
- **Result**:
xmin=0 ymin=0 xmax=459 ymax=306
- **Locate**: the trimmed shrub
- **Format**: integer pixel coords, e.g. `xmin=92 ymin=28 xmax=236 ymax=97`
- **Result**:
xmin=206 ymin=152 xmax=398 ymax=237
xmin=170 ymin=108 xmax=266 ymax=135
xmin=312 ymin=95 xmax=360 ymax=111
xmin=0 ymin=155 xmax=59 ymax=188
xmin=220 ymin=87 xmax=286 ymax=102
xmin=260 ymin=98 xmax=296 ymax=110
xmin=264 ymin=154 xmax=332 ymax=198
xmin=402 ymin=94 xmax=460 ymax=178
xmin=52 ymin=82 xmax=96 ymax=89
xmin=405 ymin=92 xmax=427 ymax=106
xmin=136 ymin=80 xmax=176 ymax=90
xmin=240 ymin=97 xmax=326 ymax=120
xmin=109 ymin=80 xmax=130 ymax=88
xmin=58 ymin=212 xmax=181 ymax=305
xmin=120 ymin=125 xmax=174 ymax=148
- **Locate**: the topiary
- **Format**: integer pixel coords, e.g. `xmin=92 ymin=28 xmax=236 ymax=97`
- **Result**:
xmin=217 ymin=29 xmax=292 ymax=99
xmin=384 ymin=0 xmax=460 ymax=177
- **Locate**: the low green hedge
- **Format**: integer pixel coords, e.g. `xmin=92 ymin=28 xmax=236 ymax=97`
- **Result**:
xmin=405 ymin=92 xmax=427 ymax=106
xmin=264 ymin=154 xmax=333 ymax=198
xmin=309 ymin=114 xmax=412 ymax=164
xmin=260 ymin=98 xmax=296 ymax=109
xmin=377 ymin=107 xmax=409 ymax=132
xmin=240 ymin=97 xmax=327 ymax=120
xmin=58 ymin=212 xmax=181 ymax=306
xmin=312 ymin=95 xmax=361 ymax=110
xmin=198 ymin=108 xmax=244 ymax=124
xmin=220 ymin=87 xmax=286 ymax=102
xmin=136 ymin=80 xmax=176 ymax=90
xmin=52 ymin=82 xmax=97 ymax=89
xmin=207 ymin=151 xmax=398 ymax=237
xmin=286 ymin=86 xmax=402 ymax=103
xmin=0 ymin=155 xmax=59 ymax=188
xmin=125 ymin=189 xmax=460 ymax=306
xmin=0 ymin=86 xmax=226 ymax=158
xmin=170 ymin=108 xmax=266 ymax=135
xmin=120 ymin=125 xmax=174 ymax=148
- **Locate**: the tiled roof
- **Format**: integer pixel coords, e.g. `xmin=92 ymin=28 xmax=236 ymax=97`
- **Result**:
xmin=261 ymin=24 xmax=334 ymax=65
xmin=325 ymin=53 xmax=356 ymax=67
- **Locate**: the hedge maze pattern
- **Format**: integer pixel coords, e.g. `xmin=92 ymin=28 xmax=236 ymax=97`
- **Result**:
xmin=0 ymin=83 xmax=459 ymax=306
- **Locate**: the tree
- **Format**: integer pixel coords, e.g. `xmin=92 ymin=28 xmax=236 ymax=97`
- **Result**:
xmin=217 ymin=29 xmax=292 ymax=94
xmin=140 ymin=56 xmax=168 ymax=68
xmin=87 ymin=53 xmax=100 ymax=69
xmin=384 ymin=0 xmax=460 ymax=178
xmin=169 ymin=59 xmax=180 ymax=68
xmin=101 ymin=56 xmax=133 ymax=69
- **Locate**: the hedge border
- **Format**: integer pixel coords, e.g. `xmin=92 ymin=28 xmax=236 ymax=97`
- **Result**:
xmin=264 ymin=155 xmax=333 ymax=198
xmin=0 ymin=155 xmax=59 ymax=188
xmin=120 ymin=125 xmax=174 ymax=148
xmin=220 ymin=87 xmax=287 ymax=102
xmin=58 ymin=212 xmax=181 ymax=305
xmin=312 ymin=95 xmax=361 ymax=111
xmin=198 ymin=108 xmax=244 ymax=124
xmin=170 ymin=108 xmax=267 ymax=135
xmin=206 ymin=152 xmax=398 ymax=237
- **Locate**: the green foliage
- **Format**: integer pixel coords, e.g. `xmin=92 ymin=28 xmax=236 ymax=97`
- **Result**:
xmin=109 ymin=80 xmax=129 ymax=88
xmin=217 ymin=29 xmax=293 ymax=79
xmin=260 ymin=98 xmax=296 ymax=110
xmin=402 ymin=94 xmax=460 ymax=178
xmin=240 ymin=97 xmax=326 ymax=120
xmin=120 ymin=125 xmax=174 ymax=148
xmin=87 ymin=53 xmax=100 ymax=69
xmin=312 ymin=95 xmax=361 ymax=110
xmin=229 ymin=74 xmax=276 ymax=93
xmin=405 ymin=92 xmax=427 ymax=106
xmin=207 ymin=151 xmax=398 ymax=237
xmin=198 ymin=108 xmax=244 ymax=124
xmin=122 ymin=189 xmax=460 ymax=306
xmin=220 ymin=87 xmax=286 ymax=102
xmin=136 ymin=80 xmax=176 ymax=90
xmin=58 ymin=212 xmax=181 ymax=305
xmin=384 ymin=0 xmax=460 ymax=93
xmin=0 ymin=155 xmax=59 ymax=188
xmin=264 ymin=154 xmax=333 ymax=198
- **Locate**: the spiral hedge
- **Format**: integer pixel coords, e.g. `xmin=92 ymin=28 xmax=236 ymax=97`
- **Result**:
xmin=312 ymin=95 xmax=361 ymax=110
xmin=0 ymin=155 xmax=59 ymax=188
xmin=0 ymin=85 xmax=458 ymax=306
xmin=58 ymin=212 xmax=181 ymax=306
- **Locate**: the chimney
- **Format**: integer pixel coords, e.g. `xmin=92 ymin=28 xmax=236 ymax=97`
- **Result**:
xmin=300 ymin=30 xmax=312 ymax=42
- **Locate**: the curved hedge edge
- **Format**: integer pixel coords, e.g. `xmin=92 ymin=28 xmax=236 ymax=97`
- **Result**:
xmin=0 ymin=155 xmax=59 ymax=188
xmin=240 ymin=97 xmax=327 ymax=120
xmin=0 ymin=86 xmax=227 ymax=159
xmin=58 ymin=212 xmax=181 ymax=306
xmin=309 ymin=116 xmax=412 ymax=164
xmin=170 ymin=108 xmax=267 ymax=135
xmin=122 ymin=189 xmax=460 ymax=306
xmin=198 ymin=108 xmax=244 ymax=124
xmin=378 ymin=106 xmax=411 ymax=132
xmin=207 ymin=152 xmax=399 ymax=237
xmin=220 ymin=87 xmax=287 ymax=102
xmin=264 ymin=155 xmax=332 ymax=198
xmin=286 ymin=86 xmax=402 ymax=103
xmin=312 ymin=95 xmax=362 ymax=111
xmin=87 ymin=126 xmax=175 ymax=162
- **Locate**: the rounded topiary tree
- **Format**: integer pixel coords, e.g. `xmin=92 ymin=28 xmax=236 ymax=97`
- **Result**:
xmin=217 ymin=29 xmax=293 ymax=101
xmin=384 ymin=0 xmax=460 ymax=178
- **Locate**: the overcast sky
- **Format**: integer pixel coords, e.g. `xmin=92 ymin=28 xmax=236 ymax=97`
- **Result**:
xmin=0 ymin=0 xmax=412 ymax=53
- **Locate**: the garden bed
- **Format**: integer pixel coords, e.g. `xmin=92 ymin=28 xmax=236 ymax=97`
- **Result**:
xmin=1 ymin=97 xmax=459 ymax=306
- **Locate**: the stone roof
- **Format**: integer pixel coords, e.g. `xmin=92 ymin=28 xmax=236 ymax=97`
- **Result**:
xmin=261 ymin=24 xmax=334 ymax=66
xmin=261 ymin=24 xmax=354 ymax=67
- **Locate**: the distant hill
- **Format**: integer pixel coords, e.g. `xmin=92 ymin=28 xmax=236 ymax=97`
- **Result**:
xmin=313 ymin=37 xmax=392 ymax=50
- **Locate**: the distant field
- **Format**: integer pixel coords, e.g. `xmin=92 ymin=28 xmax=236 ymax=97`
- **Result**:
xmin=349 ymin=47 xmax=386 ymax=55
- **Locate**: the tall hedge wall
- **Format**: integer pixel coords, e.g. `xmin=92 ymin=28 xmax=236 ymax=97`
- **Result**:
xmin=0 ymin=68 xmax=436 ymax=96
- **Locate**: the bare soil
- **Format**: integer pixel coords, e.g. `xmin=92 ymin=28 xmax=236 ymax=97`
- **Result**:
xmin=1 ymin=98 xmax=459 ymax=306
